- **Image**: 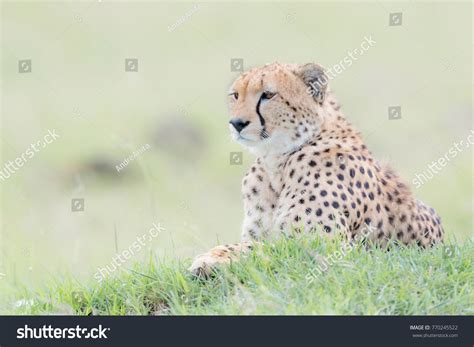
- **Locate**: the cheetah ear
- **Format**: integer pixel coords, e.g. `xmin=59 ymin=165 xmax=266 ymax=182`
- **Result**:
xmin=296 ymin=63 xmax=328 ymax=104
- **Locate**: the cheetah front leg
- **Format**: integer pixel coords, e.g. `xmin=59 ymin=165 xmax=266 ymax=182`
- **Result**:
xmin=188 ymin=242 xmax=257 ymax=277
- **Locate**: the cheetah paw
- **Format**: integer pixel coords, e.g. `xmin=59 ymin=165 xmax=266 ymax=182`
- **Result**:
xmin=188 ymin=253 xmax=229 ymax=278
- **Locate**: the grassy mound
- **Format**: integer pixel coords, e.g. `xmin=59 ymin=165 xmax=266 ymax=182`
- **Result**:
xmin=7 ymin=236 xmax=473 ymax=315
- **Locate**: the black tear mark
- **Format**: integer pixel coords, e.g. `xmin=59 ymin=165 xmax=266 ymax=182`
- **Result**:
xmin=256 ymin=94 xmax=267 ymax=139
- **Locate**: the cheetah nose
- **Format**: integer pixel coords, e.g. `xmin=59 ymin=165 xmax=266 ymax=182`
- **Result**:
xmin=229 ymin=118 xmax=250 ymax=133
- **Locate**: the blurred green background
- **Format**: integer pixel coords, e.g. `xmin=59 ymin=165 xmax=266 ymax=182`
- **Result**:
xmin=0 ymin=1 xmax=472 ymax=300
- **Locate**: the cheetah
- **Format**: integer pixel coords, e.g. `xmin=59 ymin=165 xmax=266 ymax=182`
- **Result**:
xmin=189 ymin=62 xmax=444 ymax=276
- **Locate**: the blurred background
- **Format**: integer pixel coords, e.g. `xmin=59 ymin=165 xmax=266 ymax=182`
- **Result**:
xmin=0 ymin=1 xmax=472 ymax=303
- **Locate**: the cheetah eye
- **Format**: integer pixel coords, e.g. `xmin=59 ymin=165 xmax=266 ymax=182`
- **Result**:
xmin=261 ymin=91 xmax=277 ymax=100
xmin=229 ymin=92 xmax=239 ymax=100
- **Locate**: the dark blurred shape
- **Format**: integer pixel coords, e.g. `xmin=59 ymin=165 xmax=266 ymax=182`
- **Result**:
xmin=151 ymin=117 xmax=206 ymax=157
xmin=86 ymin=158 xmax=121 ymax=177
xmin=62 ymin=157 xmax=134 ymax=187
xmin=82 ymin=158 xmax=125 ymax=178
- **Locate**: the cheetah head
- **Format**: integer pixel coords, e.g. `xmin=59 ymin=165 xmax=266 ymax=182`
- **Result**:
xmin=228 ymin=62 xmax=328 ymax=157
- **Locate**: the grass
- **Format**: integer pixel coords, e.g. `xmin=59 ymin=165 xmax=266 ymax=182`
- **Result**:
xmin=4 ymin=235 xmax=473 ymax=315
